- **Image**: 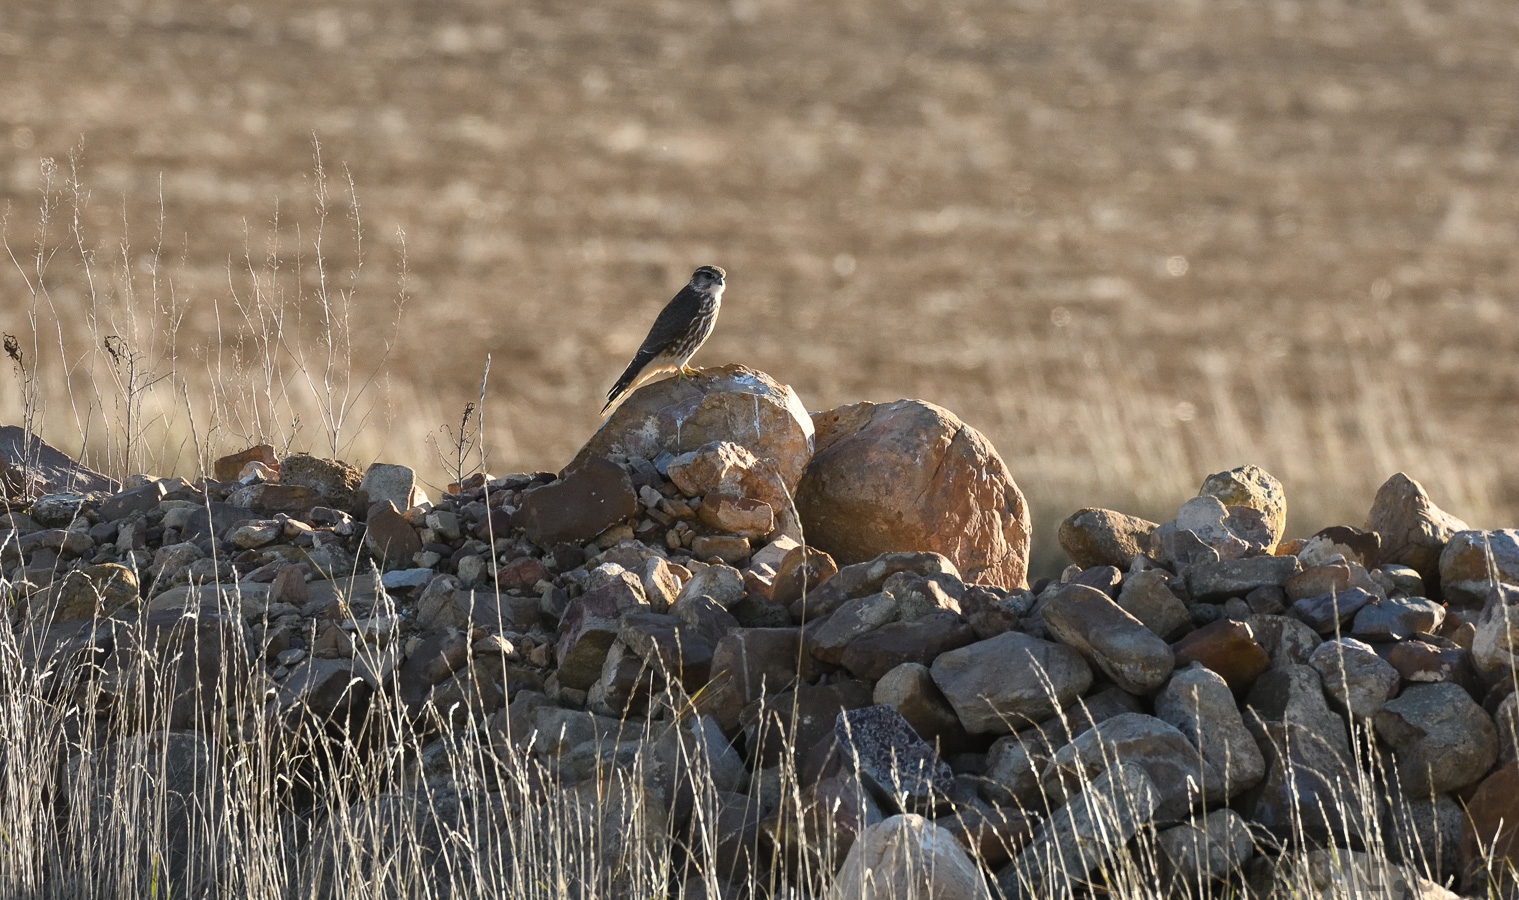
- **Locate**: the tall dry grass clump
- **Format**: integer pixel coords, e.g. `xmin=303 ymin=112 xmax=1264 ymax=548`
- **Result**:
xmin=1 ymin=146 xmax=428 ymax=491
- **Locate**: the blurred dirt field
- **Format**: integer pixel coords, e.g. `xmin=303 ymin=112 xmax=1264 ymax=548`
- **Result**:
xmin=2 ymin=0 xmax=1517 ymax=574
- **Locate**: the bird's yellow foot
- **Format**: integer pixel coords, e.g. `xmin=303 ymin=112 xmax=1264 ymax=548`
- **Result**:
xmin=678 ymin=365 xmax=699 ymax=379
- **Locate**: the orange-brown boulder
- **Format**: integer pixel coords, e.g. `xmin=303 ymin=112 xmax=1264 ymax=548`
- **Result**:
xmin=795 ymin=400 xmax=1030 ymax=589
xmin=569 ymin=364 xmax=814 ymax=492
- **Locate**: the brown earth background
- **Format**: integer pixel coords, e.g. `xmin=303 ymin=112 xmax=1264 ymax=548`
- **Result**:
xmin=1 ymin=0 xmax=1516 ymax=577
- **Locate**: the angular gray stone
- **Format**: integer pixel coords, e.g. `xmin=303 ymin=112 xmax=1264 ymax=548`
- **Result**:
xmin=1116 ymin=569 xmax=1192 ymax=640
xmin=1248 ymin=614 xmax=1323 ymax=666
xmin=795 ymin=551 xmax=961 ymax=622
xmin=1186 ymin=555 xmax=1302 ymax=603
xmin=996 ymin=763 xmax=1159 ymax=900
xmin=360 ymin=462 xmax=422 ymax=511
xmin=1155 ymin=662 xmax=1265 ymax=800
xmin=514 ymin=457 xmax=638 ymax=546
xmin=836 ymin=705 xmax=954 ymax=813
xmin=697 ymin=627 xmax=806 ymax=734
xmin=1292 ymin=587 xmax=1375 ymax=635
xmin=676 ymin=562 xmax=746 ymax=609
xmin=1351 ymin=596 xmax=1445 ymax=642
xmin=1156 ymin=809 xmax=1254 ymax=889
xmin=837 ymin=611 xmax=976 ymax=682
xmin=556 ymin=579 xmax=648 ymax=691
xmin=0 ymin=427 xmax=117 ymax=495
xmin=1042 ymin=584 xmax=1174 ymax=694
xmin=98 ymin=479 xmax=167 ymax=521
xmin=809 ymin=591 xmax=923 ymax=666
xmin=1057 ymin=508 xmax=1158 ymax=569
xmin=1374 ymin=682 xmax=1498 ymax=796
xmin=930 ymin=632 xmax=1092 ymax=734
xmin=1042 ymin=712 xmax=1217 ymax=821
xmin=1366 ymin=472 xmax=1468 ymax=592
xmin=1309 ymin=638 xmax=1400 ymax=719
xmin=1243 ymin=665 xmax=1357 ymax=839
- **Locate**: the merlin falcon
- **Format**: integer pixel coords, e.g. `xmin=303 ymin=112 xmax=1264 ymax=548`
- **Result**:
xmin=602 ymin=265 xmax=726 ymax=413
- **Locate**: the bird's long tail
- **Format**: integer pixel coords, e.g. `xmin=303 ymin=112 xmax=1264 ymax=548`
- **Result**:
xmin=602 ymin=350 xmax=656 ymax=415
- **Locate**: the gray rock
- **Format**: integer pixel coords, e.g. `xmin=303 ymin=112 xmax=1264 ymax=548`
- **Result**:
xmin=1292 ymin=586 xmax=1375 ymax=634
xmin=1153 ymin=494 xmax=1267 ymax=565
xmin=1374 ymin=682 xmax=1498 ymax=795
xmin=873 ymin=662 xmax=963 ymax=742
xmin=996 ymin=763 xmax=1159 ymax=900
xmin=380 ymin=567 xmax=434 ymax=590
xmin=1366 ymin=472 xmax=1468 ymax=592
xmin=930 ymin=632 xmax=1093 ymax=734
xmin=836 ymin=705 xmax=954 ymax=813
xmin=1155 ymin=525 xmax=1222 ymax=568
xmin=1156 ymin=808 xmax=1254 ymax=889
xmin=1381 ymin=785 xmax=1464 ymax=885
xmin=981 ymin=733 xmax=1054 ymax=809
xmin=1057 ymin=508 xmax=1157 ymax=569
xmin=1469 ymin=583 xmax=1519 ymax=679
xmin=1374 ymin=564 xmax=1426 ymax=599
xmin=1043 ymin=584 xmax=1174 ymax=694
xmin=1268 ymin=848 xmax=1464 ymax=900
xmin=1248 ymin=614 xmax=1323 ymax=667
xmin=1155 ymin=662 xmax=1265 ymax=800
xmin=1200 ymin=464 xmax=1287 ymax=549
xmin=1351 ymin=596 xmax=1445 ymax=642
xmin=229 ymin=519 xmax=282 ymax=549
xmin=360 ymin=462 xmax=421 ymax=511
xmin=697 ymin=627 xmax=805 ymax=734
xmin=838 ymin=608 xmax=976 ymax=684
xmin=1116 ymin=569 xmax=1192 ymax=640
xmin=958 ymin=583 xmax=1029 ymax=640
xmin=1440 ymin=529 xmax=1519 ymax=608
xmin=676 ymin=561 xmax=746 ymax=608
xmin=1309 ymin=637 xmax=1401 ymax=719
xmin=646 ymin=714 xmax=747 ymax=822
xmin=1042 ymin=712 xmax=1217 ymax=821
xmin=808 ymin=591 xmax=922 ymax=665
xmin=827 ymin=813 xmax=992 ymax=900
xmin=514 ymin=458 xmax=638 ymax=547
xmin=556 ymin=581 xmax=647 ymax=691
xmin=1186 ymin=556 xmax=1301 ymax=603
xmin=1243 ymin=665 xmax=1357 ymax=840
xmin=1497 ymin=691 xmax=1519 ymax=764
xmin=67 ymin=731 xmax=223 ymax=897
xmin=795 ymin=550 xmax=961 ymax=622
xmin=98 ymin=479 xmax=167 ymax=521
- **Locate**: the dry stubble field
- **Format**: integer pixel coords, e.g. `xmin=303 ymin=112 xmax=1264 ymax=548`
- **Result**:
xmin=1 ymin=0 xmax=1517 ymax=575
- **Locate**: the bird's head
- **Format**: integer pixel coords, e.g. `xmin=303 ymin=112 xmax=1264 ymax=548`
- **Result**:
xmin=690 ymin=265 xmax=726 ymax=294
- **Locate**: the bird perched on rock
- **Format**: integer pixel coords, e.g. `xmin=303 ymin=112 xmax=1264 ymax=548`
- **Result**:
xmin=602 ymin=265 xmax=726 ymax=414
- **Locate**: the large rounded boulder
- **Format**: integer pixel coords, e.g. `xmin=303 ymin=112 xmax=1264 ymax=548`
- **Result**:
xmin=796 ymin=400 xmax=1031 ymax=589
xmin=569 ymin=364 xmax=814 ymax=492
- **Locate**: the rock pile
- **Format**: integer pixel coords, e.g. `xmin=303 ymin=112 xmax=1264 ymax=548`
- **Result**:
xmin=2 ymin=368 xmax=1516 ymax=899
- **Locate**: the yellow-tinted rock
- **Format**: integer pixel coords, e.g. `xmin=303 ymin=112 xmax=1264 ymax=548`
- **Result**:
xmin=1200 ymin=465 xmax=1287 ymax=551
